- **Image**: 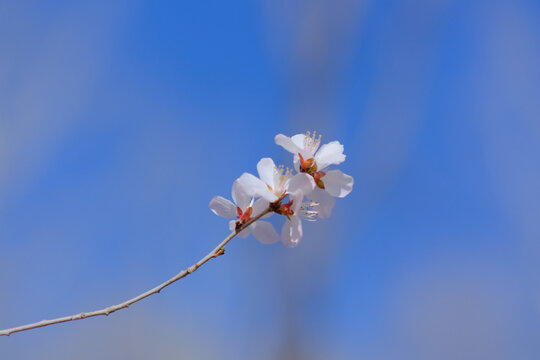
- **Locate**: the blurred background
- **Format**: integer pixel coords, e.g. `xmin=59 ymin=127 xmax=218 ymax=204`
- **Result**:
xmin=1 ymin=0 xmax=539 ymax=359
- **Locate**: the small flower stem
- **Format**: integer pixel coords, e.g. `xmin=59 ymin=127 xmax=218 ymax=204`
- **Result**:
xmin=0 ymin=207 xmax=273 ymax=336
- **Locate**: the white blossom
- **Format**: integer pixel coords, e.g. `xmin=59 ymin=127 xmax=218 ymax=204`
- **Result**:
xmin=209 ymin=180 xmax=279 ymax=243
xmin=275 ymin=131 xmax=354 ymax=217
xmin=236 ymin=158 xmax=316 ymax=247
xmin=237 ymin=158 xmax=315 ymax=202
xmin=210 ymin=132 xmax=353 ymax=248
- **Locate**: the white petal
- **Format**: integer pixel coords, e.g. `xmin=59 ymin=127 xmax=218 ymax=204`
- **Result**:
xmin=287 ymin=173 xmax=315 ymax=197
xmin=293 ymin=154 xmax=301 ymax=172
xmin=237 ymin=173 xmax=278 ymax=202
xmin=229 ymin=220 xmax=251 ymax=238
xmin=323 ymin=170 xmax=354 ymax=198
xmin=257 ymin=158 xmax=277 ymax=188
xmin=281 ymin=216 xmax=303 ymax=248
xmin=288 ymin=189 xmax=304 ymax=214
xmin=291 ymin=134 xmax=306 ymax=150
xmin=292 ymin=134 xmax=315 ymax=158
xmin=232 ymin=180 xmax=251 ymax=210
xmin=315 ymin=141 xmax=346 ymax=170
xmin=308 ymin=188 xmax=335 ymax=218
xmin=275 ymin=134 xmax=302 ymax=155
xmin=236 ymin=173 xmax=265 ymax=196
xmin=253 ymin=198 xmax=273 ymax=219
xmin=252 ymin=221 xmax=280 ymax=244
xmin=209 ymin=196 xmax=237 ymax=218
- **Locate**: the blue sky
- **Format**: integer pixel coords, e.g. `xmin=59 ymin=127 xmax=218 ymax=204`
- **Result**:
xmin=1 ymin=0 xmax=540 ymax=359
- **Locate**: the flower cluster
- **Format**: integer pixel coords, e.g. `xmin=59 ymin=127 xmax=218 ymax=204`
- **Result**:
xmin=209 ymin=131 xmax=353 ymax=247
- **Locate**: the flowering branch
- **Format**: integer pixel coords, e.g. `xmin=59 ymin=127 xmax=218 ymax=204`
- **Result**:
xmin=0 ymin=207 xmax=272 ymax=337
xmin=2 ymin=130 xmax=353 ymax=336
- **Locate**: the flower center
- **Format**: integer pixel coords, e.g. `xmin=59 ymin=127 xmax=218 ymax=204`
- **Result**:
xmin=270 ymin=165 xmax=292 ymax=196
xmin=304 ymin=130 xmax=322 ymax=155
xmin=275 ymin=200 xmax=295 ymax=219
xmin=236 ymin=206 xmax=253 ymax=226
xmin=298 ymin=153 xmax=317 ymax=173
xmin=299 ymin=201 xmax=320 ymax=222
xmin=298 ymin=153 xmax=326 ymax=189
xmin=269 ymin=192 xmax=297 ymax=220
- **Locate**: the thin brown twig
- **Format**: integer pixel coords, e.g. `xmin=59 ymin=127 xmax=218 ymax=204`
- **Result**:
xmin=0 ymin=207 xmax=272 ymax=336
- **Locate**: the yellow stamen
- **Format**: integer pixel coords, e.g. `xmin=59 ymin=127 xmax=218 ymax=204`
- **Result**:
xmin=300 ymin=201 xmax=320 ymax=222
xmin=305 ymin=131 xmax=322 ymax=154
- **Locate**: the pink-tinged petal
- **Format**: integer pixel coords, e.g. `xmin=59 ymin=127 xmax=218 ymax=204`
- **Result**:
xmin=323 ymin=170 xmax=354 ymax=198
xmin=281 ymin=221 xmax=293 ymax=247
xmin=257 ymin=158 xmax=277 ymax=188
xmin=252 ymin=221 xmax=280 ymax=244
xmin=308 ymin=188 xmax=335 ymax=218
xmin=315 ymin=141 xmax=346 ymax=170
xmin=237 ymin=227 xmax=251 ymax=238
xmin=275 ymin=134 xmax=302 ymax=155
xmin=229 ymin=220 xmax=252 ymax=238
xmin=281 ymin=216 xmax=303 ymax=248
xmin=232 ymin=180 xmax=251 ymax=210
xmin=209 ymin=196 xmax=237 ymax=218
xmin=287 ymin=173 xmax=315 ymax=197
xmin=253 ymin=198 xmax=273 ymax=219
xmin=237 ymin=173 xmax=278 ymax=202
